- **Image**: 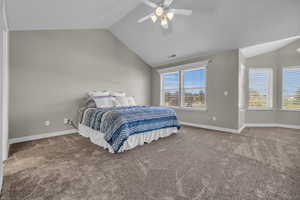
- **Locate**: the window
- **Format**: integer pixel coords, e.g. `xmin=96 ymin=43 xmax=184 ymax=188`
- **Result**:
xmin=282 ymin=67 xmax=300 ymax=110
xmin=183 ymin=68 xmax=206 ymax=108
xmin=161 ymin=67 xmax=207 ymax=109
xmin=162 ymin=72 xmax=180 ymax=107
xmin=248 ymin=68 xmax=273 ymax=109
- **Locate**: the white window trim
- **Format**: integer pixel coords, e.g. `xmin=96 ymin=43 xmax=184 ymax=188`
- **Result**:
xmin=160 ymin=71 xmax=180 ymax=108
xmin=281 ymin=66 xmax=300 ymax=111
xmin=247 ymin=108 xmax=274 ymax=111
xmin=159 ymin=62 xmax=208 ymax=111
xmin=157 ymin=60 xmax=210 ymax=73
xmin=280 ymin=109 xmax=300 ymax=112
xmin=181 ymin=67 xmax=207 ymax=109
xmin=248 ymin=68 xmax=273 ymax=110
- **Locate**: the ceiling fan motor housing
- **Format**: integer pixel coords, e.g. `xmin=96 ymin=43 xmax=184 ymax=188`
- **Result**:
xmin=155 ymin=7 xmax=164 ymax=16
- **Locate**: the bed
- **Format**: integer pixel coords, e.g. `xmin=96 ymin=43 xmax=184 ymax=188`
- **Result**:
xmin=78 ymin=94 xmax=180 ymax=153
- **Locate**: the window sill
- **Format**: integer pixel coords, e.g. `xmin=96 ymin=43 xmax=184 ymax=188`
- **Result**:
xmin=164 ymin=106 xmax=207 ymax=111
xmin=247 ymin=108 xmax=274 ymax=111
xmin=280 ymin=109 xmax=300 ymax=112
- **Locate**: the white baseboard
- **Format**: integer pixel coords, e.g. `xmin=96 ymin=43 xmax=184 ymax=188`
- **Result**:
xmin=245 ymin=123 xmax=300 ymax=130
xmin=180 ymin=121 xmax=241 ymax=134
xmin=278 ymin=124 xmax=300 ymax=130
xmin=181 ymin=121 xmax=300 ymax=134
xmin=8 ymin=129 xmax=78 ymax=145
xmin=245 ymin=123 xmax=279 ymax=127
xmin=238 ymin=124 xmax=246 ymax=133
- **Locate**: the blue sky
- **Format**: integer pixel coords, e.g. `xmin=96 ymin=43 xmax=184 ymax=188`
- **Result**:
xmin=283 ymin=69 xmax=300 ymax=96
xmin=249 ymin=71 xmax=269 ymax=94
xmin=163 ymin=69 xmax=205 ymax=89
xmin=164 ymin=72 xmax=179 ymax=89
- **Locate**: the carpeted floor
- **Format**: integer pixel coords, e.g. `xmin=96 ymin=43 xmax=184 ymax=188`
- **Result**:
xmin=1 ymin=126 xmax=300 ymax=200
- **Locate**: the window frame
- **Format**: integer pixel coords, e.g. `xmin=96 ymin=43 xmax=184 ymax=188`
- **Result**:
xmin=248 ymin=68 xmax=273 ymax=110
xmin=281 ymin=66 xmax=300 ymax=111
xmin=160 ymin=65 xmax=207 ymax=111
xmin=181 ymin=67 xmax=207 ymax=109
xmin=161 ymin=71 xmax=180 ymax=107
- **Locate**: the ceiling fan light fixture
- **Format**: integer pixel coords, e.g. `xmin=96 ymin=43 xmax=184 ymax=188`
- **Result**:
xmin=161 ymin=19 xmax=168 ymax=27
xmin=155 ymin=7 xmax=164 ymax=16
xmin=138 ymin=0 xmax=192 ymax=29
xmin=161 ymin=15 xmax=168 ymax=26
xmin=167 ymin=12 xmax=174 ymax=21
xmin=150 ymin=15 xmax=157 ymax=23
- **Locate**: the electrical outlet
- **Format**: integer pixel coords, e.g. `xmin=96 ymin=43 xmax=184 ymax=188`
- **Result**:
xmin=212 ymin=116 xmax=217 ymax=121
xmin=64 ymin=118 xmax=69 ymax=124
xmin=44 ymin=120 xmax=50 ymax=126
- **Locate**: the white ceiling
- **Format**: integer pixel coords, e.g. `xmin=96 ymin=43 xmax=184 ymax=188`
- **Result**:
xmin=241 ymin=36 xmax=300 ymax=58
xmin=4 ymin=0 xmax=300 ymax=67
xmin=111 ymin=0 xmax=300 ymax=67
xmin=6 ymin=0 xmax=141 ymax=30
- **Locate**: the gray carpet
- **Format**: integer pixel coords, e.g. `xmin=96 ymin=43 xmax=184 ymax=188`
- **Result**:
xmin=1 ymin=126 xmax=300 ymax=200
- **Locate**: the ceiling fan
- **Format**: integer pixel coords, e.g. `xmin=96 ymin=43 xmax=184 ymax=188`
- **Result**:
xmin=138 ymin=0 xmax=192 ymax=29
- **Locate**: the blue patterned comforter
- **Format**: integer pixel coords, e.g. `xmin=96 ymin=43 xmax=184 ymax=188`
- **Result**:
xmin=81 ymin=106 xmax=180 ymax=152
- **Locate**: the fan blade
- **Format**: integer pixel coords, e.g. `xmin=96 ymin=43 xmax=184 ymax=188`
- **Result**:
xmin=141 ymin=0 xmax=158 ymax=8
xmin=163 ymin=0 xmax=174 ymax=7
xmin=137 ymin=13 xmax=154 ymax=23
xmin=170 ymin=9 xmax=192 ymax=16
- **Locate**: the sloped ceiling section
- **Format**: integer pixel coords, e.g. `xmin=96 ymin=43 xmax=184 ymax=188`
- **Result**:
xmin=6 ymin=0 xmax=141 ymax=30
xmin=241 ymin=36 xmax=300 ymax=58
xmin=111 ymin=0 xmax=300 ymax=67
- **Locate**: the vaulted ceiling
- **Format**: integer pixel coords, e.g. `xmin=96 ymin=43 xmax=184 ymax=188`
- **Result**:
xmin=4 ymin=0 xmax=300 ymax=67
xmin=111 ymin=0 xmax=300 ymax=67
xmin=241 ymin=36 xmax=300 ymax=58
xmin=6 ymin=0 xmax=141 ymax=30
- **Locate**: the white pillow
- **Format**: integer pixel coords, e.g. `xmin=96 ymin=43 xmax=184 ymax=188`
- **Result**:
xmin=93 ymin=96 xmax=115 ymax=108
xmin=127 ymin=96 xmax=136 ymax=106
xmin=114 ymin=96 xmax=136 ymax=107
xmin=88 ymin=90 xmax=110 ymax=97
xmin=111 ymin=91 xmax=126 ymax=97
xmin=114 ymin=96 xmax=129 ymax=107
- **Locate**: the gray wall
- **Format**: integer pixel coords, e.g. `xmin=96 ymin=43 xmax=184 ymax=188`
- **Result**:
xmin=245 ymin=39 xmax=300 ymax=125
xmin=152 ymin=50 xmax=240 ymax=130
xmin=9 ymin=30 xmax=151 ymax=139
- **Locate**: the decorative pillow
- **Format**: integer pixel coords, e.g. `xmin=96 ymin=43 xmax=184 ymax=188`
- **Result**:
xmin=114 ymin=96 xmax=129 ymax=107
xmin=88 ymin=90 xmax=110 ymax=98
xmin=93 ymin=96 xmax=115 ymax=108
xmin=111 ymin=91 xmax=126 ymax=97
xmin=127 ymin=96 xmax=136 ymax=106
xmin=114 ymin=96 xmax=136 ymax=107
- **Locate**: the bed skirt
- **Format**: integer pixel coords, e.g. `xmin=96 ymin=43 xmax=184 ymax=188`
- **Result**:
xmin=78 ymin=124 xmax=178 ymax=153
